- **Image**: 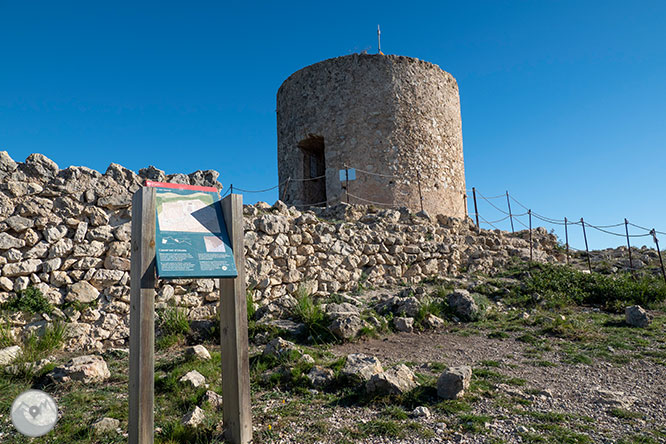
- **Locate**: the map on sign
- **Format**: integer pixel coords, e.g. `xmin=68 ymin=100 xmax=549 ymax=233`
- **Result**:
xmin=156 ymin=192 xmax=221 ymax=233
xmin=147 ymin=181 xmax=238 ymax=279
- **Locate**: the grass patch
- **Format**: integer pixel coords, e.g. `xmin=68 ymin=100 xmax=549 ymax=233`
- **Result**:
xmin=458 ymin=413 xmax=491 ymax=433
xmin=609 ymin=408 xmax=643 ymax=419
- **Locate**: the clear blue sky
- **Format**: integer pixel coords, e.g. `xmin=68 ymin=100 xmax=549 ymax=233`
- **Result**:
xmin=1 ymin=1 xmax=664 ymax=250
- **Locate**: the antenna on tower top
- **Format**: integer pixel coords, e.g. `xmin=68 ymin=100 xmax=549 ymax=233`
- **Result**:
xmin=377 ymin=25 xmax=383 ymax=55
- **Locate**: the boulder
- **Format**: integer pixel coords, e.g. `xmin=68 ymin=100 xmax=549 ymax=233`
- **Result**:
xmin=22 ymin=153 xmax=59 ymax=178
xmin=5 ymin=215 xmax=34 ymax=232
xmin=3 ymin=259 xmax=40 ymax=277
xmin=203 ymin=390 xmax=223 ymax=410
xmin=394 ymin=317 xmax=414 ymax=333
xmin=0 ymin=233 xmax=26 ymax=250
xmin=179 ymin=370 xmax=207 ymax=388
xmin=329 ymin=315 xmax=362 ymax=340
xmin=341 ymin=353 xmax=383 ymax=382
xmin=437 ymin=366 xmax=472 ymax=400
xmin=263 ymin=337 xmax=300 ymax=360
xmin=447 ymin=290 xmax=479 ymax=321
xmin=92 ymin=417 xmax=120 ymax=434
xmin=423 ymin=313 xmax=446 ymax=329
xmin=326 ymin=302 xmax=360 ymax=318
xmin=0 ymin=151 xmax=17 ymax=178
xmin=49 ymin=355 xmax=110 ymax=384
xmin=625 ymin=305 xmax=650 ymax=327
xmin=255 ymin=214 xmax=289 ymax=235
xmin=66 ymin=281 xmax=100 ymax=303
xmin=0 ymin=345 xmax=21 ymax=365
xmin=181 ymin=406 xmax=205 ymax=428
xmin=411 ymin=406 xmax=431 ymax=418
xmin=185 ymin=344 xmax=211 ymax=361
xmin=307 ymin=365 xmax=335 ymax=388
xmin=366 ymin=364 xmax=418 ymax=395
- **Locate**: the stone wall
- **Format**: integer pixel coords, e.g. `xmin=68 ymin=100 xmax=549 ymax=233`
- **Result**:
xmin=0 ymin=152 xmax=560 ymax=352
xmin=277 ymin=54 xmax=466 ymax=217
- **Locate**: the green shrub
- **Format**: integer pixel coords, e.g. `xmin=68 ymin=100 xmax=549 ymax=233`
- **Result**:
xmin=2 ymin=286 xmax=53 ymax=314
xmin=291 ymin=285 xmax=336 ymax=344
xmin=159 ymin=307 xmax=190 ymax=336
xmin=504 ymin=263 xmax=666 ymax=312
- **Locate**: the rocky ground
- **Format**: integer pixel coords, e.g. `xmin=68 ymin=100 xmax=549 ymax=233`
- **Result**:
xmin=1 ymin=263 xmax=664 ymax=444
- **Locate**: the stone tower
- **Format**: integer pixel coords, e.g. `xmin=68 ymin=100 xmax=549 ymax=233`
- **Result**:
xmin=276 ymin=53 xmax=466 ymax=217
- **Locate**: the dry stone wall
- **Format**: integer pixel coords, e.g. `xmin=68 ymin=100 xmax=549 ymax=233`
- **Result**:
xmin=0 ymin=152 xmax=562 ymax=352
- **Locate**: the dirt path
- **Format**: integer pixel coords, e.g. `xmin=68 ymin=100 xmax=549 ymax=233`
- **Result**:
xmin=331 ymin=328 xmax=666 ymax=443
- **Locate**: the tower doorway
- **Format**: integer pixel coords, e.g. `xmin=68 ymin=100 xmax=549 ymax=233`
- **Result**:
xmin=298 ymin=135 xmax=326 ymax=205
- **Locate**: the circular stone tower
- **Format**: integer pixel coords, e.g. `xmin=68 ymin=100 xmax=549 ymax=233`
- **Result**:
xmin=277 ymin=53 xmax=466 ymax=217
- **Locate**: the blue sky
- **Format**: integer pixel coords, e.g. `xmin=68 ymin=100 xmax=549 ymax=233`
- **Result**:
xmin=1 ymin=1 xmax=664 ymax=250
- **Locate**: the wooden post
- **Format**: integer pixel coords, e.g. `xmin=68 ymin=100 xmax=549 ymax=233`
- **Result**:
xmin=220 ymin=194 xmax=252 ymax=444
xmin=129 ymin=187 xmax=156 ymax=444
xmin=463 ymin=192 xmax=468 ymax=218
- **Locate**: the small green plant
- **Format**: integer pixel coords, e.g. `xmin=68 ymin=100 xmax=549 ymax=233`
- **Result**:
xmin=0 ymin=316 xmax=15 ymax=348
xmin=157 ymin=307 xmax=190 ymax=349
xmin=291 ymin=285 xmax=336 ymax=344
xmin=380 ymin=405 xmax=409 ymax=420
xmin=16 ymin=321 xmax=67 ymax=368
xmin=609 ymin=408 xmax=643 ymax=420
xmin=2 ymin=286 xmax=53 ymax=314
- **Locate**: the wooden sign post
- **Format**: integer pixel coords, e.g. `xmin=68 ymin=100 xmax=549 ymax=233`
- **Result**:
xmin=129 ymin=186 xmax=252 ymax=444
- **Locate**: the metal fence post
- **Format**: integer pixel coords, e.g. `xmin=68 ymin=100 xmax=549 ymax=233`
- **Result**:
xmin=651 ymin=229 xmax=666 ymax=285
xmin=581 ymin=218 xmax=592 ymax=273
xmin=472 ymin=187 xmax=479 ymax=232
xmin=529 ymin=209 xmax=533 ymax=262
xmin=345 ymin=166 xmax=349 ymax=204
xmin=624 ymin=219 xmax=634 ymax=275
xmin=416 ymin=171 xmax=424 ymax=212
xmin=506 ymin=191 xmax=514 ymax=233
xmin=564 ymin=217 xmax=569 ymax=265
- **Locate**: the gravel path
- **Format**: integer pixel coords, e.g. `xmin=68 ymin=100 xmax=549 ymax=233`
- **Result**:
xmin=327 ymin=329 xmax=666 ymax=443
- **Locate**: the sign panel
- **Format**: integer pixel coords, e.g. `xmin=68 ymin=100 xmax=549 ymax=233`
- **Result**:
xmin=339 ymin=168 xmax=356 ymax=182
xmin=145 ymin=181 xmax=238 ymax=279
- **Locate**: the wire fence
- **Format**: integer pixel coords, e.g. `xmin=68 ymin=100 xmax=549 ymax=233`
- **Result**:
xmin=220 ymin=167 xmax=666 ymax=282
xmin=468 ymin=187 xmax=666 ymax=281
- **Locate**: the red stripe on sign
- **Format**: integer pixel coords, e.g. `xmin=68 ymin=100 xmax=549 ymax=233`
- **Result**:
xmin=144 ymin=180 xmax=220 ymax=192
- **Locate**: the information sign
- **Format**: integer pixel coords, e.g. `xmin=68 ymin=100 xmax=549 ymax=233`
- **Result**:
xmin=145 ymin=181 xmax=238 ymax=278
